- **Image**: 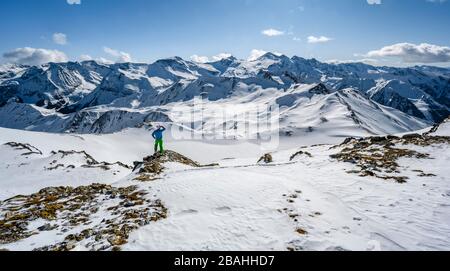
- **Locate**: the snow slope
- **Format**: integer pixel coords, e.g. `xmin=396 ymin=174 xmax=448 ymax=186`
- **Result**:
xmin=430 ymin=117 xmax=450 ymax=136
xmin=123 ymin=143 xmax=450 ymax=251
xmin=0 ymin=142 xmax=130 ymax=199
xmin=0 ymin=123 xmax=449 ymax=251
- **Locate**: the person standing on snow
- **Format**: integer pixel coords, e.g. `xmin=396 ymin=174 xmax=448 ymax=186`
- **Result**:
xmin=152 ymin=125 xmax=166 ymax=154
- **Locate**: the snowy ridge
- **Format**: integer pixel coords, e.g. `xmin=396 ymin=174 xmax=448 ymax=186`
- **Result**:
xmin=0 ymin=54 xmax=449 ymax=135
xmin=0 ymin=142 xmax=131 ymax=199
xmin=428 ymin=117 xmax=450 ymax=136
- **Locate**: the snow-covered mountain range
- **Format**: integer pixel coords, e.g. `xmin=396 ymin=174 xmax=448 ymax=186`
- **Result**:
xmin=0 ymin=53 xmax=449 ymax=135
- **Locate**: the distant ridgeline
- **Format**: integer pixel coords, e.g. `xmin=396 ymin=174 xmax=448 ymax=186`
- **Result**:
xmin=0 ymin=54 xmax=448 ymax=134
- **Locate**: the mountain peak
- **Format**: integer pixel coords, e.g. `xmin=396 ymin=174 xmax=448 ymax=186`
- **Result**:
xmin=257 ymin=52 xmax=287 ymax=61
xmin=217 ymin=55 xmax=237 ymax=63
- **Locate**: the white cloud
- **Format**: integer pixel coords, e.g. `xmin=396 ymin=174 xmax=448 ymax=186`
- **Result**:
xmin=79 ymin=54 xmax=93 ymax=61
xmin=212 ymin=53 xmax=232 ymax=61
xmin=367 ymin=0 xmax=382 ymax=5
xmin=366 ymin=42 xmax=450 ymax=63
xmin=262 ymin=28 xmax=285 ymax=37
xmin=103 ymin=47 xmax=132 ymax=63
xmin=326 ymin=58 xmax=379 ymax=65
xmin=293 ymin=37 xmax=302 ymax=42
xmin=248 ymin=49 xmax=267 ymax=61
xmin=2 ymin=47 xmax=68 ymax=66
xmin=190 ymin=53 xmax=232 ymax=63
xmin=96 ymin=57 xmax=114 ymax=65
xmin=190 ymin=55 xmax=210 ymax=63
xmin=78 ymin=54 xmax=118 ymax=64
xmin=52 ymin=33 xmax=67 ymax=45
xmin=307 ymin=36 xmax=333 ymax=44
xmin=67 ymin=0 xmax=81 ymax=5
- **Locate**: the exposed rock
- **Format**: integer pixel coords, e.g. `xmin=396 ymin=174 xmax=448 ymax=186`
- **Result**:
xmin=51 ymin=150 xmax=98 ymax=164
xmin=65 ymin=241 xmax=77 ymax=251
xmin=412 ymin=170 xmax=437 ymax=177
xmin=387 ymin=135 xmax=400 ymax=140
xmin=402 ymin=134 xmax=422 ymax=140
xmin=289 ymin=151 xmax=312 ymax=161
xmin=341 ymin=137 xmax=357 ymax=146
xmin=424 ymin=117 xmax=449 ymax=136
xmin=143 ymin=151 xmax=202 ymax=167
xmin=46 ymin=164 xmax=65 ymax=171
xmin=331 ymin=134 xmax=449 ymax=183
xmin=132 ymin=150 xmax=218 ymax=182
xmin=257 ymin=153 xmax=273 ymax=164
xmin=107 ymin=236 xmax=127 ymax=246
xmin=370 ymin=136 xmax=388 ymax=144
xmin=0 ymin=184 xmax=167 ymax=251
xmin=281 ymin=190 xmax=309 ymax=242
xmin=4 ymin=142 xmax=42 ymax=156
xmin=38 ymin=223 xmax=58 ymax=232
xmin=48 ymin=150 xmax=132 ymax=170
xmin=39 ymin=149 xmax=132 ymax=173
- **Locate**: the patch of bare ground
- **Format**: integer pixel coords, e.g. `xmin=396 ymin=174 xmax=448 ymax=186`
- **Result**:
xmin=132 ymin=150 xmax=219 ymax=182
xmin=280 ymin=190 xmax=324 ymax=251
xmin=330 ymin=134 xmax=449 ymax=183
xmin=0 ymin=184 xmax=167 ymax=251
xmin=257 ymin=153 xmax=273 ymax=164
xmin=289 ymin=151 xmax=312 ymax=161
xmin=47 ymin=150 xmax=132 ymax=171
xmin=4 ymin=142 xmax=42 ymax=156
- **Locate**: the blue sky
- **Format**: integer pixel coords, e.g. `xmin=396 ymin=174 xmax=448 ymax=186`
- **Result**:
xmin=1 ymin=0 xmax=449 ymax=66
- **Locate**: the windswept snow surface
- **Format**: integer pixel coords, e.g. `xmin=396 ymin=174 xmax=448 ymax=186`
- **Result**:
xmin=0 ymin=125 xmax=449 ymax=251
xmin=431 ymin=118 xmax=450 ymax=136
xmin=122 ymin=144 xmax=450 ymax=251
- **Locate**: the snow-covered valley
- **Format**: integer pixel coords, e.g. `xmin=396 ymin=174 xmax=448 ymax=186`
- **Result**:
xmin=0 ymin=118 xmax=449 ymax=251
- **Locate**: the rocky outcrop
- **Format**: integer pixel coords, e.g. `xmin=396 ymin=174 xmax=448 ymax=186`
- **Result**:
xmin=257 ymin=153 xmax=273 ymax=164
xmin=331 ymin=134 xmax=450 ymax=183
xmin=0 ymin=184 xmax=167 ymax=251
xmin=132 ymin=150 xmax=218 ymax=182
xmin=46 ymin=150 xmax=132 ymax=171
xmin=289 ymin=150 xmax=312 ymax=161
xmin=4 ymin=142 xmax=42 ymax=156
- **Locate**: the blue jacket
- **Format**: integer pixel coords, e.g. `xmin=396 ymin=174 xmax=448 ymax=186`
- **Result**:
xmin=152 ymin=127 xmax=166 ymax=140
